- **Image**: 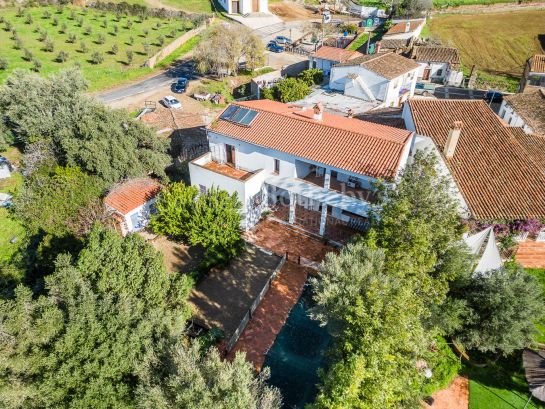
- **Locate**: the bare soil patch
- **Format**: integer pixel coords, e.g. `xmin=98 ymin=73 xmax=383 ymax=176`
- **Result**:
xmin=149 ymin=235 xmax=204 ymax=274
xmin=269 ymin=1 xmax=318 ymax=20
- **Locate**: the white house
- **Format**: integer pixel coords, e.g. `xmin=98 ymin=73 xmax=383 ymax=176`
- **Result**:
xmin=189 ymin=100 xmax=414 ymax=238
xmin=499 ymin=88 xmax=545 ymax=135
xmin=410 ymin=46 xmax=463 ymax=86
xmin=329 ymin=52 xmax=420 ymax=108
xmin=104 ymin=178 xmax=161 ymax=236
xmin=0 ymin=156 xmax=11 ymax=179
xmin=402 ymin=98 xmax=545 ymax=221
xmin=382 ymin=19 xmax=425 ymax=41
xmin=217 ymin=0 xmax=268 ymax=14
xmin=308 ymin=46 xmax=362 ymax=77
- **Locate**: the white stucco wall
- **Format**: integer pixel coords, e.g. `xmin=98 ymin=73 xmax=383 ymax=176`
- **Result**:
xmin=498 ymin=101 xmax=532 ymax=132
xmin=0 ymin=164 xmax=11 ymax=179
xmin=119 ymin=198 xmax=157 ymax=234
xmin=416 ymin=61 xmax=448 ymax=80
xmin=309 ymin=58 xmax=337 ymax=75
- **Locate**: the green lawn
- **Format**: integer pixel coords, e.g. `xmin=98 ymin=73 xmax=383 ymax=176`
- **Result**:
xmin=161 ymin=0 xmax=213 ymax=13
xmin=348 ymin=33 xmax=369 ymax=52
xmin=0 ymin=6 xmax=196 ymax=91
xmin=465 ymin=358 xmax=545 ymax=409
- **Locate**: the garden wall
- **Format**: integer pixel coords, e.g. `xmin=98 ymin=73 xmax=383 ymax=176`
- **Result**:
xmin=143 ymin=24 xmax=206 ymax=68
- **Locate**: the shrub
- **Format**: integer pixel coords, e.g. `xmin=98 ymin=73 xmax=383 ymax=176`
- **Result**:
xmin=84 ymin=26 xmax=92 ymax=35
xmin=0 ymin=16 xmax=4 ymax=24
xmin=56 ymin=5 xmax=64 ymax=14
xmin=156 ymin=34 xmax=165 ymax=47
xmin=126 ymin=20 xmax=133 ymax=29
xmin=52 ymin=16 xmax=59 ymax=26
xmin=25 ymin=14 xmax=33 ymax=25
xmin=16 ymin=8 xmax=24 ymax=17
xmin=56 ymin=50 xmax=69 ymax=63
xmin=5 ymin=21 xmax=12 ymax=31
xmin=60 ymin=23 xmax=67 ymax=33
xmin=43 ymin=39 xmax=55 ymax=53
xmin=69 ymin=10 xmax=76 ymax=20
xmin=143 ymin=28 xmax=149 ymax=37
xmin=32 ymin=58 xmax=42 ymax=72
xmin=128 ymin=35 xmax=134 ymax=45
xmin=91 ymin=51 xmax=104 ymax=65
xmin=67 ymin=33 xmax=77 ymax=43
xmin=111 ymin=44 xmax=119 ymax=55
xmin=97 ymin=33 xmax=106 ymax=44
xmin=298 ymin=68 xmax=324 ymax=86
xmin=10 ymin=28 xmax=17 ymax=40
xmin=274 ymin=78 xmax=311 ymax=102
xmin=77 ymin=17 xmax=84 ymax=27
xmin=43 ymin=10 xmax=52 ymax=19
xmin=169 ymin=29 xmax=176 ymax=38
xmin=102 ymin=18 xmax=108 ymax=28
xmin=113 ymin=25 xmax=119 ymax=35
xmin=142 ymin=41 xmax=151 ymax=56
xmin=23 ymin=48 xmax=33 ymax=61
xmin=126 ymin=50 xmax=134 ymax=65
xmin=0 ymin=57 xmax=8 ymax=70
xmin=80 ymin=41 xmax=88 ymax=53
xmin=422 ymin=337 xmax=461 ymax=396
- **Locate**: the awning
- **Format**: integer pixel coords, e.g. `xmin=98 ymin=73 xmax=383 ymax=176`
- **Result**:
xmin=463 ymin=227 xmax=503 ymax=275
xmin=265 ymin=175 xmax=371 ymax=217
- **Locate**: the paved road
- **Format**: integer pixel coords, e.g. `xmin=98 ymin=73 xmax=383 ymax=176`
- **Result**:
xmin=98 ymin=59 xmax=198 ymax=103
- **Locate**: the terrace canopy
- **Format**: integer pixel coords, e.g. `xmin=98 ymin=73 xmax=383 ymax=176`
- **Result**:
xmin=463 ymin=227 xmax=502 ymax=274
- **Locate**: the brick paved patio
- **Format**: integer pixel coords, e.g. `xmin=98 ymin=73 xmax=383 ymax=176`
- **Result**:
xmin=227 ymin=261 xmax=311 ymax=371
xmin=516 ymin=241 xmax=545 ymax=268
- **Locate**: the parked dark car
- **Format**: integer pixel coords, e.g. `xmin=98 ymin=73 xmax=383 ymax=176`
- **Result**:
xmin=267 ymin=42 xmax=284 ymax=53
xmin=275 ymin=35 xmax=292 ymax=45
xmin=483 ymin=90 xmax=504 ymax=103
xmin=173 ymin=77 xmax=188 ymax=93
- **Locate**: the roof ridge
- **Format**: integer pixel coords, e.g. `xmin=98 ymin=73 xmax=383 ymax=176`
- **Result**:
xmin=232 ymin=102 xmax=410 ymax=145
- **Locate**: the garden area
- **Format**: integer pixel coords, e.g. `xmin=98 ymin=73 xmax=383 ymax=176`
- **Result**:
xmin=0 ymin=5 xmax=201 ymax=90
xmin=425 ymin=10 xmax=545 ymax=92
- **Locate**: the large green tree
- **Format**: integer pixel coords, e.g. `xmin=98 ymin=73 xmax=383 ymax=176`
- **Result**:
xmin=151 ymin=183 xmax=243 ymax=257
xmin=450 ymin=265 xmax=544 ymax=356
xmin=0 ymin=226 xmax=193 ymax=408
xmin=311 ymin=243 xmax=430 ymax=408
xmin=14 ymin=165 xmax=105 ymax=237
xmin=137 ymin=341 xmax=281 ymax=409
xmin=0 ymin=68 xmax=169 ymax=183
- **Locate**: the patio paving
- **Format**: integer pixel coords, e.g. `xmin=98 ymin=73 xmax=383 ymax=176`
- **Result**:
xmin=189 ymin=243 xmax=282 ymax=340
xmin=515 ymin=241 xmax=545 ymax=268
xmin=227 ymin=260 xmax=311 ymax=371
xmin=244 ymin=218 xmax=336 ymax=263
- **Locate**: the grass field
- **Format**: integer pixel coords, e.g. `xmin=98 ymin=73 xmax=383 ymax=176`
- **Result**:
xmin=526 ymin=268 xmax=545 ymax=344
xmin=465 ymin=357 xmax=545 ymax=409
xmin=0 ymin=6 xmax=195 ymax=90
xmin=427 ymin=10 xmax=545 ymax=91
xmin=161 ymin=0 xmax=213 ymax=13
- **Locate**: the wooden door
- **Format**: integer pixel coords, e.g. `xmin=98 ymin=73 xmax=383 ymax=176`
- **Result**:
xmin=225 ymin=144 xmax=235 ymax=165
xmin=423 ymin=67 xmax=431 ymax=80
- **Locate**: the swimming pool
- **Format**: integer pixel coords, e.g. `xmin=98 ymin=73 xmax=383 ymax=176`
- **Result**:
xmin=263 ymin=283 xmax=332 ymax=408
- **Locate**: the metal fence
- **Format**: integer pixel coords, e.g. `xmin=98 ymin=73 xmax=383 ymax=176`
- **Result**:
xmin=225 ymin=253 xmax=287 ymax=352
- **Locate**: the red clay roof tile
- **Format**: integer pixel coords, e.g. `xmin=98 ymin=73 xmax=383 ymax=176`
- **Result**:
xmin=104 ymin=178 xmax=161 ymax=215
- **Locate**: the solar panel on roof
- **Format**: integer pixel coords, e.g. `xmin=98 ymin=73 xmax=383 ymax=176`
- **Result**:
xmin=239 ymin=110 xmax=259 ymax=126
xmin=231 ymin=107 xmax=250 ymax=123
xmin=220 ymin=105 xmax=238 ymax=120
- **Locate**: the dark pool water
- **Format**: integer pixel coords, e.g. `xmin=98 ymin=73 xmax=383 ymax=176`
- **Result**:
xmin=263 ymin=284 xmax=332 ymax=408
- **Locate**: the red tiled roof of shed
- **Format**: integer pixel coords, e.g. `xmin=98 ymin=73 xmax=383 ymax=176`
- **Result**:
xmin=104 ymin=178 xmax=161 ymax=215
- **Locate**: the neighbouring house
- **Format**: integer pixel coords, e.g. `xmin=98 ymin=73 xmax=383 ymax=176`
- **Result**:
xmin=382 ymin=19 xmax=426 ymax=41
xmin=499 ymin=88 xmax=545 ymax=134
xmin=188 ymin=100 xmax=414 ymax=239
xmin=519 ymin=54 xmax=545 ymax=92
xmin=308 ymin=46 xmax=363 ymax=76
xmin=217 ymin=0 xmax=268 ymax=14
xmin=104 ymin=178 xmax=162 ymax=236
xmin=377 ymin=38 xmax=412 ymax=54
xmin=402 ymin=99 xmax=545 ymax=222
xmin=409 ymin=46 xmax=463 ymax=86
xmin=0 ymin=156 xmax=12 ymax=179
xmin=329 ymin=52 xmax=420 ymax=108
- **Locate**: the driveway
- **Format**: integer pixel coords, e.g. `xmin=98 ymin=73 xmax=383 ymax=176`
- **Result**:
xmin=98 ymin=58 xmax=199 ymax=103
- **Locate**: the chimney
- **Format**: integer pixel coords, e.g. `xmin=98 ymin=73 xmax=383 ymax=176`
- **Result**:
xmin=444 ymin=121 xmax=463 ymax=158
xmin=313 ymin=102 xmax=324 ymax=121
xmin=346 ymin=108 xmax=354 ymax=119
xmin=375 ymin=41 xmax=381 ymax=54
xmin=405 ymin=21 xmax=411 ymax=33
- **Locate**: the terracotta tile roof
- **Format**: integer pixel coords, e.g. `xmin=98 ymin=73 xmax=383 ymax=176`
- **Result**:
xmin=311 ymin=45 xmax=362 ymax=62
xmin=104 ymin=178 xmax=162 ymax=215
xmin=379 ymin=38 xmax=410 ymax=50
xmin=335 ymin=52 xmax=420 ymax=80
xmin=412 ymin=46 xmax=461 ymax=70
xmin=385 ymin=19 xmax=425 ymax=36
xmin=503 ymin=88 xmax=545 ymax=134
xmin=407 ymin=99 xmax=545 ymax=220
xmin=209 ymin=100 xmax=413 ymax=179
xmin=508 ymin=127 xmax=545 ymax=172
xmin=529 ymin=54 xmax=545 ymax=73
